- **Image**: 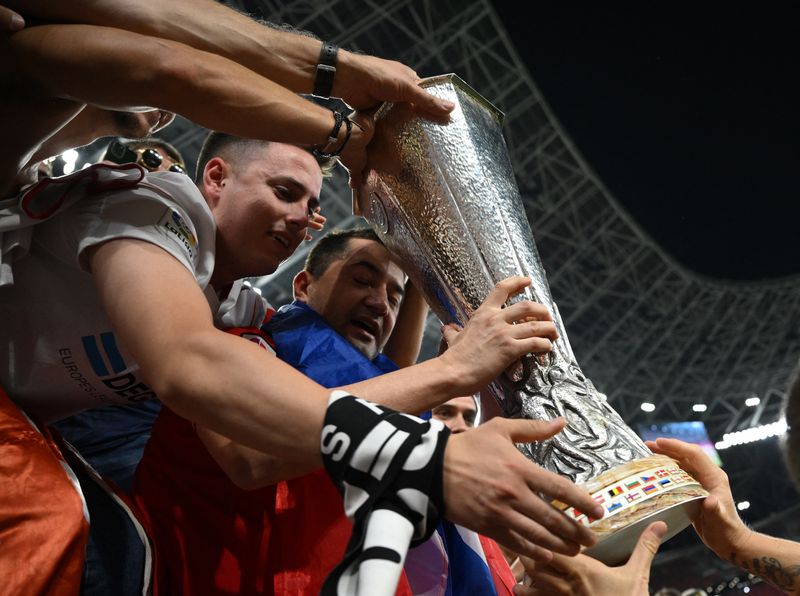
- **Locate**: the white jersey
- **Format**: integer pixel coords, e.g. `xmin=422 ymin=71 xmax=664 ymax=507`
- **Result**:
xmin=0 ymin=166 xmax=217 ymax=422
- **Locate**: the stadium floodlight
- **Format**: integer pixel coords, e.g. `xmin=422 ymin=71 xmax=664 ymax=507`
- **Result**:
xmin=714 ymin=418 xmax=788 ymax=450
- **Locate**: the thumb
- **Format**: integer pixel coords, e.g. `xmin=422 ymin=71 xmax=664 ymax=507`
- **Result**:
xmin=498 ymin=417 xmax=566 ymax=443
xmin=625 ymin=521 xmax=667 ymax=574
xmin=441 ymin=323 xmax=462 ymax=346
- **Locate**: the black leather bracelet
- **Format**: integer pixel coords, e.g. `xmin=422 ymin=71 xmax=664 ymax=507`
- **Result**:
xmin=312 ymin=109 xmax=352 ymax=158
xmin=313 ymin=41 xmax=338 ymax=98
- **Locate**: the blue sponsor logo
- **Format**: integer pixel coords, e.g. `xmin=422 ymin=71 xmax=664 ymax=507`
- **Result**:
xmin=81 ymin=333 xmax=155 ymax=402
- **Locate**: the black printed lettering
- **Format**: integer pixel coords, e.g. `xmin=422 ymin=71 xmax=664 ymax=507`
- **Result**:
xmin=102 ymin=373 xmax=136 ymax=391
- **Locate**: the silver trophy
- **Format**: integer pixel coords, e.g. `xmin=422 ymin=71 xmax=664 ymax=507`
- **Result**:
xmin=358 ymin=74 xmax=706 ymax=563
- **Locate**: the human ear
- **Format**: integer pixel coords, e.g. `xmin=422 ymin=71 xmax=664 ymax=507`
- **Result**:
xmin=202 ymin=157 xmax=228 ymax=208
xmin=292 ymin=270 xmax=312 ymax=302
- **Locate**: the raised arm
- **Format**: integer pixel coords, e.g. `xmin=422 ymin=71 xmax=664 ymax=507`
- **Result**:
xmin=1 ymin=23 xmax=383 ymax=196
xmin=381 ymin=279 xmax=429 ymax=368
xmin=7 ymin=0 xmax=453 ymax=118
xmin=649 ymin=438 xmax=800 ymax=594
xmin=3 ymin=25 xmax=349 ymax=156
xmin=341 ymin=277 xmax=557 ymax=410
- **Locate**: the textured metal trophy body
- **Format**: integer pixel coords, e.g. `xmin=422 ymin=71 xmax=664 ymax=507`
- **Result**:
xmin=360 ymin=74 xmax=706 ymax=563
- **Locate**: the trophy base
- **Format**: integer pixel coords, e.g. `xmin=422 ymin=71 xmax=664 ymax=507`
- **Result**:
xmin=555 ymin=454 xmax=708 ymax=565
xmin=583 ymin=492 xmax=705 ymax=564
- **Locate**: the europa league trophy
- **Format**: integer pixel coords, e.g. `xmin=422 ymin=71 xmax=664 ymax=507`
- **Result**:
xmin=357 ymin=74 xmax=707 ymax=563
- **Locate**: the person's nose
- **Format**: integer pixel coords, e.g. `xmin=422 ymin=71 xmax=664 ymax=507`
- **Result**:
xmin=286 ymin=202 xmax=310 ymax=230
xmin=364 ymin=287 xmax=389 ymax=316
xmin=449 ymin=414 xmax=467 ymax=434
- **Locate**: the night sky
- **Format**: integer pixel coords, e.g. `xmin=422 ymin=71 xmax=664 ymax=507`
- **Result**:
xmin=493 ymin=4 xmax=800 ymax=280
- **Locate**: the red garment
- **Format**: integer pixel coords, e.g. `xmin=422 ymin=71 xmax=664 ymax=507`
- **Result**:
xmin=271 ymin=470 xmax=351 ymax=593
xmin=0 ymin=387 xmax=89 ymax=596
xmin=479 ymin=535 xmax=517 ymax=595
xmin=135 ymin=407 xmax=414 ymax=596
xmin=272 ymin=472 xmax=412 ymax=595
xmin=133 ymin=405 xmax=278 ymax=595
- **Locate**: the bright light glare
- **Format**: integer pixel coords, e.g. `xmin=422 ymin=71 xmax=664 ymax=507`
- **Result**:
xmin=737 ymin=501 xmax=750 ymax=511
xmin=692 ymin=404 xmax=708 ymax=413
xmin=61 ymin=149 xmax=79 ymax=175
xmin=640 ymin=402 xmax=655 ymax=412
xmin=745 ymin=397 xmax=760 ymax=407
xmin=714 ymin=418 xmax=787 ymax=450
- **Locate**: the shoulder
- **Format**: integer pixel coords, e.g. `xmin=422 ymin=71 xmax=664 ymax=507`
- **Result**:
xmin=33 ymin=165 xmax=216 ymax=286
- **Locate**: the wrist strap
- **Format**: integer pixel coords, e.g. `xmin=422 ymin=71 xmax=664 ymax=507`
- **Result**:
xmin=320 ymin=390 xmax=450 ymax=595
xmin=312 ymin=109 xmax=353 ymax=159
xmin=313 ymin=41 xmax=339 ymax=98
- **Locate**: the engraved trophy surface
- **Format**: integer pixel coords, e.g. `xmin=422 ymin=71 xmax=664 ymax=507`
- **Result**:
xmin=359 ymin=74 xmax=707 ymax=563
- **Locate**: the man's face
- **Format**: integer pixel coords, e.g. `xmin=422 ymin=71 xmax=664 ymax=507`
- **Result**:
xmin=208 ymin=143 xmax=323 ymax=281
xmin=299 ymin=238 xmax=405 ymax=360
xmin=431 ymin=396 xmax=478 ymax=434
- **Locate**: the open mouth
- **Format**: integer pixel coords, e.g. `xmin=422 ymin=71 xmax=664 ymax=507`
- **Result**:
xmin=351 ymin=317 xmax=379 ymax=338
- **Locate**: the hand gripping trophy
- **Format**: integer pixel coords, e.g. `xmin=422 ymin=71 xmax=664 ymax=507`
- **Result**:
xmin=357 ymin=74 xmax=707 ymax=563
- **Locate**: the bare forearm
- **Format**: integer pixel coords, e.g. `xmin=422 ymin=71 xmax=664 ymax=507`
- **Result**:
xmin=8 ymin=0 xmax=453 ymax=118
xmin=197 ymin=425 xmax=316 ymax=489
xmin=339 ymin=356 xmax=464 ymax=415
xmin=9 ymin=0 xmax=322 ymax=93
xmin=152 ymin=332 xmax=327 ymax=463
xmin=726 ymin=532 xmax=800 ymax=594
xmin=7 ymin=25 xmax=335 ymax=146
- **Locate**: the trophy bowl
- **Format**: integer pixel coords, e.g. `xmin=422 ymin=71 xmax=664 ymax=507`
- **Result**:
xmin=358 ymin=74 xmax=707 ymax=563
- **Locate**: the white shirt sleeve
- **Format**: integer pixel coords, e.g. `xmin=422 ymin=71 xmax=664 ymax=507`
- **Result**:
xmin=37 ymin=171 xmax=216 ymax=288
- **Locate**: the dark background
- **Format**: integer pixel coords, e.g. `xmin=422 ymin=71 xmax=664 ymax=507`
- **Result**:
xmin=494 ymin=4 xmax=800 ymax=281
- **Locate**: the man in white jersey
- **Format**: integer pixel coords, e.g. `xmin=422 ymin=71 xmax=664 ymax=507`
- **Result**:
xmin=0 ymin=133 xmax=604 ymax=594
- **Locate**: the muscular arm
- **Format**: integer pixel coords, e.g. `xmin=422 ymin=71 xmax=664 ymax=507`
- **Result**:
xmin=4 ymin=26 xmax=339 ymax=146
xmin=197 ymin=425 xmax=301 ymax=490
xmin=89 ymin=238 xmax=329 ymax=462
xmin=7 ymin=0 xmax=453 ymax=116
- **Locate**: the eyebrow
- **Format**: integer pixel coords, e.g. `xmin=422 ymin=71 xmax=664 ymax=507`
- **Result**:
xmin=352 ymin=261 xmax=405 ymax=298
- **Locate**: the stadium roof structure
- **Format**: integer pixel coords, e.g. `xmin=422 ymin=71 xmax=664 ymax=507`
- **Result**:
xmin=161 ymin=0 xmax=800 ymax=485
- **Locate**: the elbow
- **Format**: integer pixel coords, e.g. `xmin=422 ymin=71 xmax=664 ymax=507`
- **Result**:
xmin=223 ymin=456 xmax=277 ymax=490
xmin=229 ymin=473 xmax=274 ymax=491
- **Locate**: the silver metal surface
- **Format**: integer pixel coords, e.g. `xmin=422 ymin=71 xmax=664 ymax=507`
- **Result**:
xmin=361 ymin=74 xmax=650 ymax=484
